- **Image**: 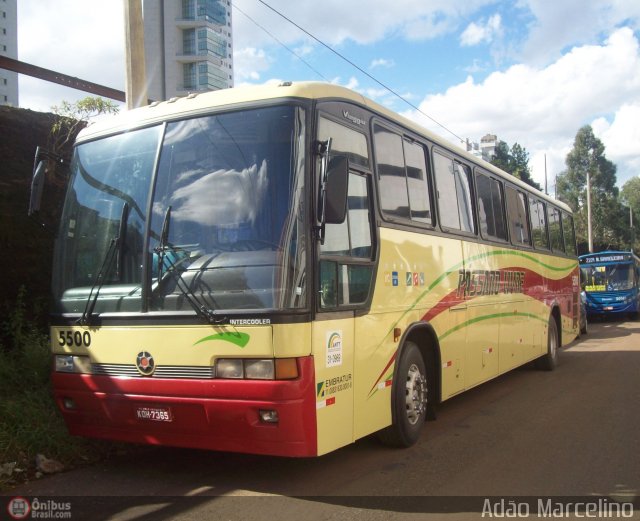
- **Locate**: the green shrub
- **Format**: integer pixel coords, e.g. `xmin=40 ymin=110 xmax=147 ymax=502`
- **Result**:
xmin=0 ymin=287 xmax=126 ymax=490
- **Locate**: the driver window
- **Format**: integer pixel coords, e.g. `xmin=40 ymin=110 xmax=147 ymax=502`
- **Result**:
xmin=317 ymin=114 xmax=375 ymax=309
xmin=320 ymin=172 xmax=374 ymax=308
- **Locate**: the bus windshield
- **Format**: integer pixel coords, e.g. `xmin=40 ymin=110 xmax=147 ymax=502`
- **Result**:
xmin=580 ymin=263 xmax=635 ymax=292
xmin=53 ymin=105 xmax=308 ymax=316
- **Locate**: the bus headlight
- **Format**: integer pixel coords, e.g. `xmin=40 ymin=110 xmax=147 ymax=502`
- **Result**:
xmin=55 ymin=355 xmax=91 ymax=374
xmin=215 ymin=358 xmax=298 ymax=380
xmin=216 ymin=359 xmax=243 ymax=379
xmin=244 ymin=359 xmax=275 ymax=380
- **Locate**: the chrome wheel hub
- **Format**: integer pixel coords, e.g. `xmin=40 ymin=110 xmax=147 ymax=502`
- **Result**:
xmin=405 ymin=363 xmax=427 ymax=425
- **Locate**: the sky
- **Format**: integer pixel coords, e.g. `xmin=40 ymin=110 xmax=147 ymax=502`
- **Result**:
xmin=16 ymin=0 xmax=640 ymax=190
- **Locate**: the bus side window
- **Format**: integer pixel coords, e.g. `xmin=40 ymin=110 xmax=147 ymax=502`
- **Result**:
xmin=374 ymin=126 xmax=410 ymax=220
xmin=548 ymin=206 xmax=564 ymax=253
xmin=529 ymin=198 xmax=549 ymax=250
xmin=433 ymin=151 xmax=474 ymax=233
xmin=562 ymin=211 xmax=577 ymax=256
xmin=373 ymin=125 xmax=433 ymax=225
xmin=476 ymin=172 xmax=507 ymax=241
xmin=506 ymin=186 xmax=531 ymax=246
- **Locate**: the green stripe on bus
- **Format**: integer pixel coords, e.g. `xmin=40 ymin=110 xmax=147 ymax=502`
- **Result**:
xmin=193 ymin=332 xmax=250 ymax=348
xmin=376 ymin=249 xmax=573 ymax=351
xmin=439 ymin=312 xmax=548 ymax=341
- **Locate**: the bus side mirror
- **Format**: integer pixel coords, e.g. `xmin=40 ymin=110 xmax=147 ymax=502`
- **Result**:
xmin=28 ymin=160 xmax=46 ymax=216
xmin=324 ymin=156 xmax=349 ymax=224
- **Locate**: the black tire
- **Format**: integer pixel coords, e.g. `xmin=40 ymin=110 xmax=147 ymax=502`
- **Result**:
xmin=580 ymin=317 xmax=588 ymax=336
xmin=377 ymin=341 xmax=428 ymax=447
xmin=537 ymin=316 xmax=559 ymax=371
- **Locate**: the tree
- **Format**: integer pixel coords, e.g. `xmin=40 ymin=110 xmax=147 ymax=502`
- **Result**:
xmin=491 ymin=140 xmax=511 ymax=172
xmin=31 ymin=97 xmax=120 ymax=232
xmin=556 ymin=125 xmax=627 ymax=253
xmin=49 ymin=97 xmax=119 ymax=158
xmin=490 ymin=141 xmax=541 ymax=191
xmin=621 ymin=177 xmax=640 ymax=251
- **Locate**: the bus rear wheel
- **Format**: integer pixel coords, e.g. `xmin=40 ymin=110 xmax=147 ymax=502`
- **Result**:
xmin=536 ymin=316 xmax=559 ymax=371
xmin=377 ymin=341 xmax=428 ymax=447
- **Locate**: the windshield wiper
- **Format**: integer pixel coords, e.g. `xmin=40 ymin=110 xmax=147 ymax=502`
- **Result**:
xmin=154 ymin=207 xmax=226 ymax=324
xmin=78 ymin=202 xmax=129 ymax=325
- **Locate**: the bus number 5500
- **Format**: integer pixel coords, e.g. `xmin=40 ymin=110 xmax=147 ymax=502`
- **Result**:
xmin=58 ymin=330 xmax=92 ymax=347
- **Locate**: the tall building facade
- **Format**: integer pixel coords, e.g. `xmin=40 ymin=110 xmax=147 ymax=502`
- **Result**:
xmin=0 ymin=0 xmax=18 ymax=106
xmin=143 ymin=0 xmax=234 ymax=102
xmin=480 ymin=133 xmax=498 ymax=160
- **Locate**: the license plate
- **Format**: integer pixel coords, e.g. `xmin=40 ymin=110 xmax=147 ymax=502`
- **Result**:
xmin=136 ymin=406 xmax=173 ymax=422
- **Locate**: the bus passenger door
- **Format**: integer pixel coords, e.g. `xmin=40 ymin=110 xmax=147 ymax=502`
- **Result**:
xmin=312 ymin=314 xmax=355 ymax=455
xmin=314 ymin=170 xmax=375 ymax=455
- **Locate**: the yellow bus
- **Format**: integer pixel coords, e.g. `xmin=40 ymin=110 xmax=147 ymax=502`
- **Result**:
xmin=31 ymin=82 xmax=580 ymax=456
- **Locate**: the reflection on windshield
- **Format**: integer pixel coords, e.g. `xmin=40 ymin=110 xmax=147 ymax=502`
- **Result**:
xmin=150 ymin=106 xmax=307 ymax=312
xmin=154 ymin=160 xmax=268 ymax=226
xmin=581 ymin=264 xmax=635 ymax=292
xmin=53 ymin=126 xmax=162 ymax=314
xmin=52 ymin=104 xmax=307 ymax=316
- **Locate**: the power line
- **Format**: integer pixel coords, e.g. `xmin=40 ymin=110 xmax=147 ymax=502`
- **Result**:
xmin=254 ymin=0 xmax=465 ymax=144
xmin=232 ymin=2 xmax=329 ymax=82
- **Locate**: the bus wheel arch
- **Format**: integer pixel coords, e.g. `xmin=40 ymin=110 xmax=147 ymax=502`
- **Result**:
xmin=377 ymin=323 xmax=439 ymax=447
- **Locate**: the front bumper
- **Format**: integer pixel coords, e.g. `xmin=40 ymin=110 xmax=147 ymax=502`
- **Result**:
xmin=52 ymin=356 xmax=317 ymax=457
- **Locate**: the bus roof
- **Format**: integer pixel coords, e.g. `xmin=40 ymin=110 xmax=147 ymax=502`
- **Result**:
xmin=77 ymin=81 xmax=570 ymax=212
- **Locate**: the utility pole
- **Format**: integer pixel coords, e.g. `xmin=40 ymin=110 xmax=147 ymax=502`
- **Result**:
xmin=124 ymin=0 xmax=148 ymax=110
xmin=587 ymin=149 xmax=594 ymax=253
xmin=544 ymin=153 xmax=548 ymax=195
xmin=630 ymin=205 xmax=635 ymax=253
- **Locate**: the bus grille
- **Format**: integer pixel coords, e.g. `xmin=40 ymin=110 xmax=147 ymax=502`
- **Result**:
xmin=91 ymin=363 xmax=215 ymax=379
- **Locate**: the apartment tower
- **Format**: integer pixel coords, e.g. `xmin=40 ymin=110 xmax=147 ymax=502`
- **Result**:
xmin=143 ymin=0 xmax=233 ymax=102
xmin=0 ymin=0 xmax=18 ymax=106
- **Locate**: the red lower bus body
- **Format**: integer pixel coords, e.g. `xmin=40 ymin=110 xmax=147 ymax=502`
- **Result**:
xmin=51 ymin=356 xmax=318 ymax=457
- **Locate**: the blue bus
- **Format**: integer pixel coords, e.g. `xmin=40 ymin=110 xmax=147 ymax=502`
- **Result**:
xmin=579 ymin=251 xmax=640 ymax=318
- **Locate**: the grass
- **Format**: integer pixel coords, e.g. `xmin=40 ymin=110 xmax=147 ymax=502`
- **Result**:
xmin=0 ymin=291 xmax=126 ymax=491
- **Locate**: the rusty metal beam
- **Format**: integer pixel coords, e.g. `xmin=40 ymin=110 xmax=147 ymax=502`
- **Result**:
xmin=0 ymin=55 xmax=126 ymax=103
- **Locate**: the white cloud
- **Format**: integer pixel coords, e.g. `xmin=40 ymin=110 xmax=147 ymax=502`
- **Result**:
xmin=519 ymin=0 xmax=640 ymax=64
xmin=18 ymin=0 xmax=125 ymax=111
xmin=460 ymin=14 xmax=502 ymax=47
xmin=592 ymin=103 xmax=640 ymax=184
xmin=233 ymin=47 xmax=272 ymax=82
xmin=294 ymin=44 xmax=314 ymax=57
xmin=370 ymin=58 xmax=395 ymax=69
xmin=231 ymin=0 xmax=496 ymax=49
xmin=405 ymin=27 xmax=640 ymax=186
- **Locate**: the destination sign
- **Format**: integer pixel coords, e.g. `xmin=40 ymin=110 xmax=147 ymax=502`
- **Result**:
xmin=580 ymin=254 xmax=631 ymax=265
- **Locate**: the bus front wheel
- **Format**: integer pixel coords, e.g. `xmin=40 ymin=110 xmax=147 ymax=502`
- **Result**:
xmin=536 ymin=316 xmax=559 ymax=371
xmin=377 ymin=341 xmax=428 ymax=447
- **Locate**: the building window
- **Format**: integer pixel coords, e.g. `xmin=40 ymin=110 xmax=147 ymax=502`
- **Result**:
xmin=183 ymin=63 xmax=196 ymax=89
xmin=196 ymin=27 xmax=226 ymax=58
xmin=182 ymin=28 xmax=195 ymax=55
